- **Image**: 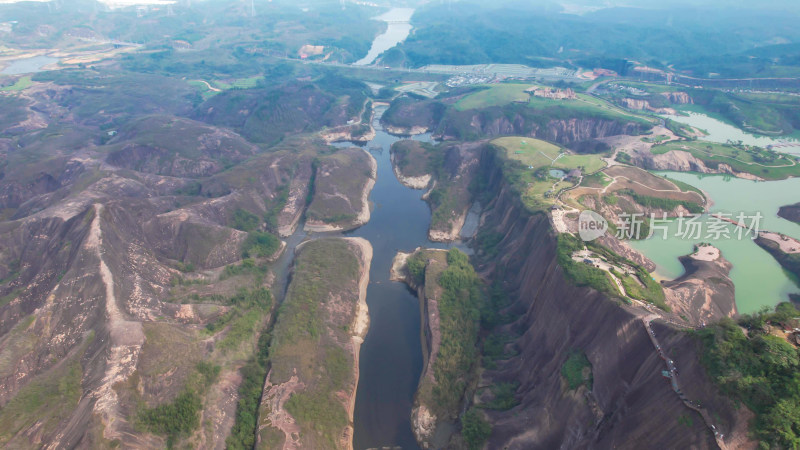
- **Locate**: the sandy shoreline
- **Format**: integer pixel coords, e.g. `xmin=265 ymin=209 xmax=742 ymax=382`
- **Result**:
xmin=383 ymin=124 xmax=430 ymax=136
xmin=390 ymin=251 xmax=413 ymax=282
xmin=390 ymin=153 xmax=431 ymax=190
xmin=320 ymin=126 xmax=377 ymax=144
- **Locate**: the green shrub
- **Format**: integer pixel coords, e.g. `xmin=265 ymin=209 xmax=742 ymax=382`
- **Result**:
xmin=195 ymin=361 xmax=221 ymax=387
xmin=476 ymin=229 xmax=504 ymax=257
xmin=561 ymin=351 xmax=592 ymax=390
xmin=242 ymin=231 xmax=281 ymax=258
xmin=406 ymin=252 xmax=427 ymax=285
xmin=618 ymin=189 xmax=703 ymax=214
xmin=615 ymin=152 xmax=632 ymax=164
xmin=697 ymin=307 xmax=800 ymax=449
xmin=284 ymin=390 xmax=348 ymax=448
xmin=138 ymin=391 xmax=201 ymax=446
xmin=557 ymin=234 xmax=620 ymax=299
xmin=227 ymin=331 xmax=272 ymax=450
xmin=431 ymin=249 xmax=484 ymax=415
xmin=230 ymin=208 xmax=260 ymax=232
xmin=462 ymin=409 xmax=492 ymax=450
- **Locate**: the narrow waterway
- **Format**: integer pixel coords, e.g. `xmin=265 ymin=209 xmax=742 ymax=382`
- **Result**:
xmin=324 ymin=107 xmax=467 ymax=449
xmin=353 ymin=7 xmax=414 ymax=66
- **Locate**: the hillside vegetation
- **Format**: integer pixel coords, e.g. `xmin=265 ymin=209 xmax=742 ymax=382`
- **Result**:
xmin=260 ymin=238 xmax=368 ymax=449
xmin=697 ymin=304 xmax=800 ymax=449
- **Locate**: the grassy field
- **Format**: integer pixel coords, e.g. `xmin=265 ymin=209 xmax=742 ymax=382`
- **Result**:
xmin=305 ymin=148 xmax=373 ymax=227
xmin=0 ymin=76 xmax=32 ymax=92
xmin=494 ymin=137 xmax=607 ymax=173
xmin=604 ymin=165 xmax=704 ymax=203
xmin=494 ymin=136 xmax=560 ymax=165
xmin=454 ymin=82 xmax=656 ymax=127
xmin=651 ymin=140 xmax=800 ymax=180
xmin=581 ymin=172 xmax=612 ymax=189
xmin=455 ymin=84 xmax=533 ymax=110
xmin=188 ymin=76 xmax=265 ymax=100
xmin=213 ymin=76 xmax=263 ymax=90
xmin=529 ymin=92 xmax=657 ymax=125
xmin=492 ymin=136 xmax=607 ymax=211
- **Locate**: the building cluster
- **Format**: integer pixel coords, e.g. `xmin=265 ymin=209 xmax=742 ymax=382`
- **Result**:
xmin=445 ymin=74 xmax=496 ymax=87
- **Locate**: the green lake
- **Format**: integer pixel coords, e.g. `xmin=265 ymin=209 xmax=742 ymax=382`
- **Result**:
xmin=663 ymin=112 xmax=800 ymax=155
xmin=627 ymin=171 xmax=800 ymax=313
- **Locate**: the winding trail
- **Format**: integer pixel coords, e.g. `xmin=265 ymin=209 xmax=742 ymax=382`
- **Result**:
xmin=642 ymin=315 xmax=728 ymax=449
xmin=193 ymin=80 xmax=222 ymax=92
xmin=87 ymin=204 xmax=145 ymax=442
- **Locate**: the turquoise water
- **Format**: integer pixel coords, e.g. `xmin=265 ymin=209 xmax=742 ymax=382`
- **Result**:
xmin=628 ymin=172 xmax=800 ymax=313
xmin=663 ymin=112 xmax=800 ymax=155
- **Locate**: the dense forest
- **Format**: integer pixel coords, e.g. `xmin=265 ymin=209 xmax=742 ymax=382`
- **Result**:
xmin=395 ymin=2 xmax=800 ymax=78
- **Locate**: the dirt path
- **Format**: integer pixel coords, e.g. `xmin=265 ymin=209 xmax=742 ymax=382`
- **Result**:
xmin=194 ymin=80 xmax=222 ymax=92
xmin=87 ymin=204 xmax=145 ymax=442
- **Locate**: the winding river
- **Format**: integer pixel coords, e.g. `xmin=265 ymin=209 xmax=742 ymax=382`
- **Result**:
xmin=353 ymin=7 xmax=414 ymax=66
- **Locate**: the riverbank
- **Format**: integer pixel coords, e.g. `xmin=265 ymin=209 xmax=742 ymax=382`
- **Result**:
xmin=304 ymin=148 xmax=378 ymax=232
xmin=391 ymin=153 xmax=431 ymax=190
xmin=256 ymin=238 xmax=372 ymax=449
xmin=342 ymin=237 xmax=372 ymax=450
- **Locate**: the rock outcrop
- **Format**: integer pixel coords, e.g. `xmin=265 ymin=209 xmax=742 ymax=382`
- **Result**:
xmin=778 ymin=201 xmax=800 ymax=225
xmin=661 ymin=91 xmax=693 ymax=105
xmin=619 ymin=98 xmax=676 ymax=114
xmin=631 ymin=149 xmax=764 ymax=180
xmin=662 ymin=245 xmax=737 ymax=326
xmin=438 ymin=110 xmax=644 ymax=144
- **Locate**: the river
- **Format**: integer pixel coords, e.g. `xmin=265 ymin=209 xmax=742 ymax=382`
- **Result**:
xmin=627 ymin=171 xmax=800 ymax=313
xmin=328 ymin=107 xmax=470 ymax=449
xmin=353 ymin=7 xmax=414 ymax=66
